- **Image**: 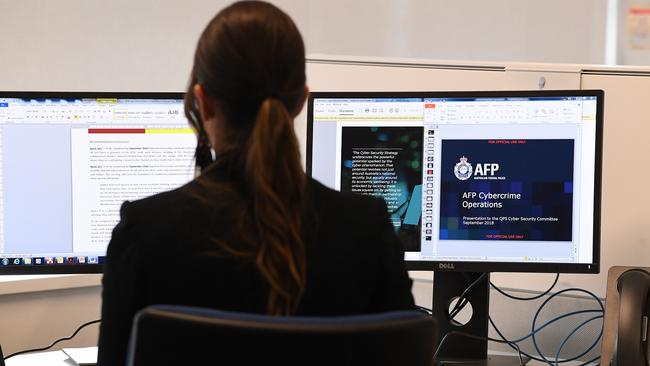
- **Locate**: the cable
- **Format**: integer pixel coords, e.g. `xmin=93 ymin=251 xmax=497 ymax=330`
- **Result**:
xmin=492 ymin=309 xmax=603 ymax=344
xmin=448 ymin=273 xmax=488 ymax=320
xmin=489 ymin=313 xmax=603 ymax=365
xmin=489 ymin=315 xmax=544 ymax=363
xmin=433 ymin=330 xmax=524 ymax=366
xmin=531 ymin=288 xmax=604 ymax=365
xmin=489 ymin=315 xmax=600 ymax=366
xmin=449 ymin=272 xmax=557 ymax=321
xmin=553 ymin=315 xmax=604 ymax=366
xmin=4 ymin=319 xmax=101 ymax=360
xmin=415 ymin=305 xmax=433 ymax=315
xmin=436 ymin=273 xmax=603 ymax=364
xmin=450 ymin=272 xmax=559 ymax=322
xmin=488 ymin=287 xmax=604 ymax=365
xmin=435 ymin=307 xmax=603 ymax=364
xmin=491 ymin=273 xmax=560 ymax=301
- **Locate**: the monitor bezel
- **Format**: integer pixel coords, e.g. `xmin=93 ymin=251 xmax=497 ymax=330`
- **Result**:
xmin=306 ymin=89 xmax=603 ymax=274
xmin=0 ymin=91 xmax=185 ymax=275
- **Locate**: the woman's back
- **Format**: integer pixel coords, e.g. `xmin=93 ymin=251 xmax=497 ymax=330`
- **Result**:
xmin=98 ymin=171 xmax=413 ymax=365
xmin=103 ymin=170 xmax=413 ymax=313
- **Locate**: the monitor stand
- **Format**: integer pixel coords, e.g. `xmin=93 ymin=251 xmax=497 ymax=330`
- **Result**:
xmin=432 ymin=272 xmax=528 ymax=366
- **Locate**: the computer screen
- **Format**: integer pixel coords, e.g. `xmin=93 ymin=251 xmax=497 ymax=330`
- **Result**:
xmin=0 ymin=92 xmax=193 ymax=273
xmin=308 ymin=90 xmax=602 ymax=273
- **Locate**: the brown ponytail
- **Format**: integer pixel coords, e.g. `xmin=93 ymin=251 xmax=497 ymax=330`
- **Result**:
xmin=185 ymin=1 xmax=308 ymax=315
xmin=245 ymin=98 xmax=306 ymax=315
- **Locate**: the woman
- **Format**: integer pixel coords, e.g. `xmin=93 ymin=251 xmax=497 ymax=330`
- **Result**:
xmin=97 ymin=1 xmax=414 ymax=364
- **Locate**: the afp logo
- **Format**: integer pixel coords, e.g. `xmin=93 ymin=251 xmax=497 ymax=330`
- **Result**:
xmin=454 ymin=156 xmax=500 ymax=180
xmin=454 ymin=156 xmax=473 ymax=180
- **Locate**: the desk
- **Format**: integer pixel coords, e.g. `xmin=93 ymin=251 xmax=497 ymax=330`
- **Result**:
xmin=5 ymin=351 xmax=597 ymax=366
xmin=5 ymin=350 xmax=75 ymax=366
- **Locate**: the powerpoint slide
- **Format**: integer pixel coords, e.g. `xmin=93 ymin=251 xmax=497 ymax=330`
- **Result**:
xmin=340 ymin=126 xmax=423 ymax=251
xmin=439 ymin=139 xmax=574 ymax=241
xmin=70 ymin=127 xmax=196 ymax=252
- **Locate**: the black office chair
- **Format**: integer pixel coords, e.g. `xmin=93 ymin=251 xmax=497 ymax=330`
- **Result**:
xmin=126 ymin=304 xmax=437 ymax=366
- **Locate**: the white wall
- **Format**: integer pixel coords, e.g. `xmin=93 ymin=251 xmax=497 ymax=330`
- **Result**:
xmin=305 ymin=0 xmax=608 ymax=64
xmin=0 ymin=0 xmax=608 ymax=93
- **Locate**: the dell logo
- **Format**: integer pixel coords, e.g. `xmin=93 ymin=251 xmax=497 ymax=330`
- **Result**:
xmin=438 ymin=263 xmax=455 ymax=270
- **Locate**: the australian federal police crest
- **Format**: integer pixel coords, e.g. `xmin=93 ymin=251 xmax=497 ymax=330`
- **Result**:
xmin=454 ymin=156 xmax=473 ymax=180
xmin=454 ymin=156 xmax=504 ymax=181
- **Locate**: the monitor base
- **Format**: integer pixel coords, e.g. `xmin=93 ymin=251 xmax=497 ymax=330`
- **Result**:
xmin=432 ymin=272 xmax=491 ymax=360
xmin=436 ymin=354 xmax=530 ymax=365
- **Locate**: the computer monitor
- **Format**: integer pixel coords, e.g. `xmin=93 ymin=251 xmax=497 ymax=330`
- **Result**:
xmin=0 ymin=92 xmax=193 ymax=274
xmin=307 ymin=90 xmax=603 ymax=364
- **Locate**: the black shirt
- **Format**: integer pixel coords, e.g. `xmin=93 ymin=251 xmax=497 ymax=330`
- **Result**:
xmin=97 ymin=164 xmax=414 ymax=366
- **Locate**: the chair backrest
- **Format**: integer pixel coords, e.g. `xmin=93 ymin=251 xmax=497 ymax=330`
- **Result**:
xmin=127 ymin=305 xmax=437 ymax=366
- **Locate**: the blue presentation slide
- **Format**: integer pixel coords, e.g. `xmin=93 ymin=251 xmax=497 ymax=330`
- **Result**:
xmin=439 ymin=139 xmax=574 ymax=241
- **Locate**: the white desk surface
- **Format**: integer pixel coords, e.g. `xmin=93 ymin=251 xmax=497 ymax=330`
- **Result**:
xmin=0 ymin=274 xmax=101 ymax=296
xmin=5 ymin=350 xmax=75 ymax=366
